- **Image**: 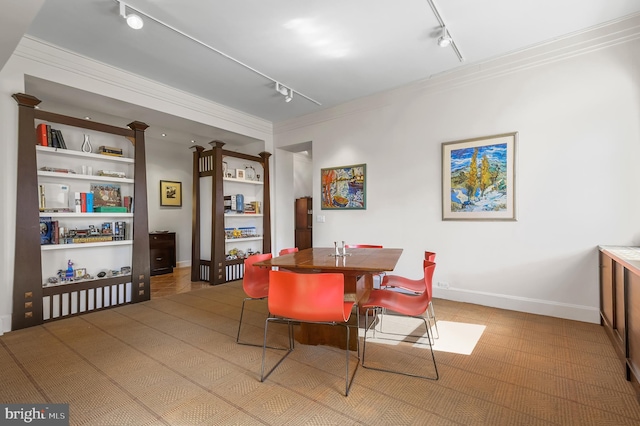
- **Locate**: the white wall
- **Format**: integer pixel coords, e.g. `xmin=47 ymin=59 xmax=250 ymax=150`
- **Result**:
xmin=273 ymin=34 xmax=640 ymax=323
xmin=0 ymin=37 xmax=273 ymax=333
xmin=145 ymin=136 xmax=193 ymax=266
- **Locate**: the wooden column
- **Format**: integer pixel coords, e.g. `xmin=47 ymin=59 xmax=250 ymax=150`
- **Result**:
xmin=211 ymin=141 xmax=226 ymax=285
xmin=11 ymin=93 xmax=44 ymax=329
xmin=259 ymin=151 xmax=272 ymax=254
xmin=190 ymin=145 xmax=205 ymax=282
xmin=128 ymin=121 xmax=150 ymax=302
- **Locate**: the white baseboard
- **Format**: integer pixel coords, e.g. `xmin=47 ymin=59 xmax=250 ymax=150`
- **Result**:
xmin=0 ymin=315 xmax=11 ymax=335
xmin=433 ymin=287 xmax=600 ymax=324
xmin=176 ymin=261 xmax=190 ymax=269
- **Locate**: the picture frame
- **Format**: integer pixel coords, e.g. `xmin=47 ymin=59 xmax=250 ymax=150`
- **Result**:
xmin=236 ymin=169 xmax=245 ymax=179
xmin=74 ymin=268 xmax=86 ymax=279
xmin=321 ymin=163 xmax=366 ymax=210
xmin=160 ymin=180 xmax=182 ymax=207
xmin=442 ymin=132 xmax=517 ymax=221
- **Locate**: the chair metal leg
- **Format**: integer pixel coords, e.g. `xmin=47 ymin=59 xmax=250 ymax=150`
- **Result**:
xmin=236 ymin=296 xmax=265 ymax=346
xmin=237 ymin=297 xmax=287 ymax=349
xmin=261 ymin=316 xmax=360 ymax=397
xmin=260 ymin=317 xmax=293 ymax=382
xmin=428 ymin=301 xmax=439 ymax=340
xmin=343 ymin=308 xmax=360 ymax=396
xmin=362 ymin=307 xmax=439 ymax=380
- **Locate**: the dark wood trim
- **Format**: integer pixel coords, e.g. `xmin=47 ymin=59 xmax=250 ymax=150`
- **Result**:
xmin=260 ymin=151 xmax=272 ymax=254
xmin=190 ymin=145 xmax=205 ymax=282
xmin=191 ymin=141 xmax=271 ymax=285
xmin=34 ymin=110 xmax=135 ymax=138
xmin=211 ymin=141 xmax=226 ymax=285
xmin=128 ymin=121 xmax=150 ymax=302
xmin=11 ymin=93 xmax=149 ymax=330
xmin=11 ymin=94 xmax=44 ymax=330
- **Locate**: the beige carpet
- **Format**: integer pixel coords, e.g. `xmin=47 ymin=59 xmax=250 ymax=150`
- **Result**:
xmin=1 ymin=281 xmax=639 ymax=425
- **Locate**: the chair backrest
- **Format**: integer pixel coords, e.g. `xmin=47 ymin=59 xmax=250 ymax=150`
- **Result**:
xmin=344 ymin=244 xmax=383 ymax=248
xmin=424 ymin=251 xmax=436 ymax=262
xmin=422 ymin=261 xmax=436 ymax=302
xmin=243 ymin=253 xmax=272 ymax=298
xmin=268 ymin=270 xmax=352 ymax=322
xmin=278 ymin=247 xmax=299 ymax=255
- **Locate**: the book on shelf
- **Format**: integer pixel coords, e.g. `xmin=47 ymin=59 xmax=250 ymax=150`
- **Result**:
xmin=96 ymin=170 xmax=126 ymax=178
xmin=90 ymin=183 xmax=122 ymax=208
xmin=74 ymin=192 xmax=82 ymax=213
xmin=54 ymin=129 xmax=67 ymax=149
xmin=39 ymin=166 xmax=76 ymax=174
xmin=98 ymin=145 xmax=123 ymax=155
xmin=93 ymin=206 xmax=127 ymax=213
xmin=80 ymin=192 xmax=87 ymax=213
xmin=86 ymin=192 xmax=94 ymax=213
xmin=40 ymin=217 xmax=53 ymax=245
xmin=50 ymin=129 xmax=60 ymax=148
xmin=123 ymin=196 xmax=132 ymax=213
xmin=46 ymin=125 xmax=52 ymax=148
xmin=36 ymin=123 xmax=48 ymax=146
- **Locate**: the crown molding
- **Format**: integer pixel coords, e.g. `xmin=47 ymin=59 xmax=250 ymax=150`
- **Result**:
xmin=275 ymin=13 xmax=640 ymax=135
xmin=14 ymin=36 xmax=273 ymax=138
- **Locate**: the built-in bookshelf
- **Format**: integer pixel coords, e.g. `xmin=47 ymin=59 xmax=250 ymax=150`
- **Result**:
xmin=191 ymin=141 xmax=271 ymax=285
xmin=11 ymin=93 xmax=150 ymax=330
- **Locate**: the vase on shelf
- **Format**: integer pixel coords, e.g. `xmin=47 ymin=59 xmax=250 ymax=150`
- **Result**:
xmin=81 ymin=134 xmax=92 ymax=153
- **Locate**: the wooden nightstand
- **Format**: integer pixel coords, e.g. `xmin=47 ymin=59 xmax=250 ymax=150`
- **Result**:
xmin=149 ymin=232 xmax=176 ymax=276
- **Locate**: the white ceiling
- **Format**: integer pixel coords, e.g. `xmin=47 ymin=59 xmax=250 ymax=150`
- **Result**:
xmin=6 ymin=0 xmax=640 ymax=145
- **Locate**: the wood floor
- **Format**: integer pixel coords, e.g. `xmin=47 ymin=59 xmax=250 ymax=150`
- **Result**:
xmin=150 ymin=266 xmax=210 ymax=299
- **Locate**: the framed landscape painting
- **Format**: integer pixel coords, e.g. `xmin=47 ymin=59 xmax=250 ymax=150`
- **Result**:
xmin=321 ymin=163 xmax=366 ymax=210
xmin=442 ymin=132 xmax=517 ymax=221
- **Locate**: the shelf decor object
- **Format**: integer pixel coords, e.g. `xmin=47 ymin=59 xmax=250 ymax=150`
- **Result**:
xmin=320 ymin=163 xmax=366 ymax=210
xmin=160 ymin=180 xmax=182 ymax=207
xmin=190 ymin=141 xmax=271 ymax=285
xmin=441 ymin=132 xmax=517 ymax=221
xmin=11 ymin=93 xmax=150 ymax=331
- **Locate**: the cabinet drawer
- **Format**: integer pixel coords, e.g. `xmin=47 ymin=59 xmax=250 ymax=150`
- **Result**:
xmin=149 ymin=232 xmax=176 ymax=275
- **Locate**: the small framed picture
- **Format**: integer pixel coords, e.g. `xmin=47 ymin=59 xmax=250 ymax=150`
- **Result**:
xmin=236 ymin=169 xmax=245 ymax=179
xmin=160 ymin=180 xmax=182 ymax=207
xmin=74 ymin=268 xmax=86 ymax=279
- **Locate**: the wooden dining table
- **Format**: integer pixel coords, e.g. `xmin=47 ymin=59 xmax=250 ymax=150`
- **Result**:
xmin=254 ymin=247 xmax=403 ymax=349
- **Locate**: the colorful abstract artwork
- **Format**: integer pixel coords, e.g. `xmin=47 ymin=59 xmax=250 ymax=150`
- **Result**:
xmin=321 ymin=163 xmax=366 ymax=210
xmin=442 ymin=133 xmax=517 ymax=221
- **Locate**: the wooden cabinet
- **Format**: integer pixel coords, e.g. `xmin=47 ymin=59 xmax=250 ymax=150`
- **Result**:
xmin=599 ymin=246 xmax=640 ymax=397
xmin=11 ymin=93 xmax=149 ymax=330
xmin=295 ymin=197 xmax=312 ymax=250
xmin=150 ymin=232 xmax=176 ymax=275
xmin=190 ymin=141 xmax=271 ymax=285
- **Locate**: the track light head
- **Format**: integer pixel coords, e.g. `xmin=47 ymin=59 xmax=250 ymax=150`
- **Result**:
xmin=119 ymin=1 xmax=144 ymax=30
xmin=276 ymin=82 xmax=294 ymax=102
xmin=437 ymin=26 xmax=451 ymax=47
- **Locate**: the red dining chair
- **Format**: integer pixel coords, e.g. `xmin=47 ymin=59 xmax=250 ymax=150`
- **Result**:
xmin=381 ymin=251 xmax=439 ymax=339
xmin=261 ymin=270 xmax=360 ymax=396
xmin=278 ymin=247 xmax=299 ymax=255
xmin=361 ymin=262 xmax=439 ymax=380
xmin=236 ymin=253 xmax=273 ymax=346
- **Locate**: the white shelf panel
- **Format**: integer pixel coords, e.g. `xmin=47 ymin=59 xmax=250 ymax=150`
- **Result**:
xmin=223 ymin=177 xmax=263 ymax=185
xmin=41 ymin=240 xmax=132 ymax=251
xmin=36 ymin=145 xmax=134 ymax=163
xmin=225 ymin=237 xmax=263 ymax=243
xmin=40 ymin=212 xmax=133 ymax=218
xmin=37 ymin=171 xmax=134 ymax=183
xmin=224 ymin=214 xmax=264 ymax=217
